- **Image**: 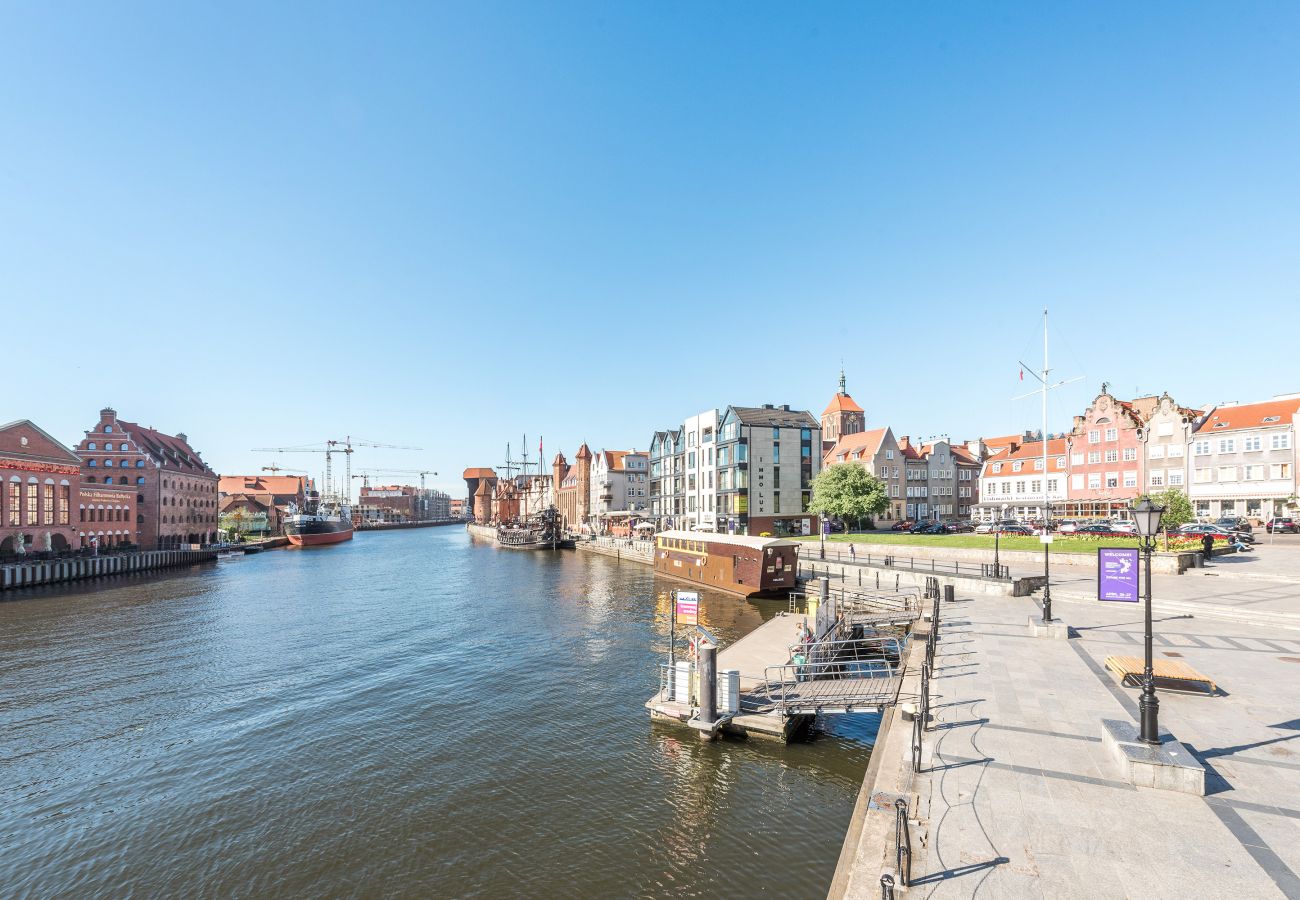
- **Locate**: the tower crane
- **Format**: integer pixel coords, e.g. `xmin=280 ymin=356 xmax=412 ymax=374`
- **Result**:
xmin=261 ymin=464 xmax=310 ymax=475
xmin=327 ymin=437 xmax=423 ymax=504
xmin=252 ymin=446 xmax=336 ymax=496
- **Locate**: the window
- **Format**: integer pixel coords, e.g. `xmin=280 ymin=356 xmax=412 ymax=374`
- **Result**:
xmin=87 ymin=442 xmax=96 ymax=450
xmin=104 ymin=425 xmax=113 ymax=433
xmin=1149 ymin=472 xmax=1164 ymax=487
xmin=1243 ymin=465 xmax=1264 ymax=481
xmin=1193 ymin=441 xmax=1210 ymax=455
xmin=1033 ymin=459 xmax=1043 ymax=470
xmin=1012 ymin=462 xmax=1022 ymax=472
xmin=1243 ymin=435 xmax=1262 ymax=452
xmin=772 ymin=427 xmax=780 ymax=440
xmin=1088 ymin=473 xmax=1101 ymax=489
xmin=992 ymin=463 xmax=1002 ymax=473
xmin=1272 ymin=433 xmax=1291 ymax=450
xmin=1218 ymin=438 xmax=1235 ymax=453
xmin=104 ymin=459 xmax=114 ymax=467
xmin=1105 ymin=450 xmax=1118 ymax=463
xmin=1056 ymin=456 xmax=1066 ymax=469
xmin=1123 ymin=447 xmax=1137 ymax=461
xmin=1168 ymin=470 xmax=1183 ymax=486
xmin=42 ymin=483 xmax=53 ymax=525
xmin=59 ymin=484 xmax=69 ymax=524
xmin=1167 ymin=445 xmax=1184 ymax=458
xmin=1218 ymin=466 xmax=1238 ymax=481
xmin=1271 ymin=463 xmax=1292 ymax=479
xmin=25 ymin=483 xmax=37 ymax=524
xmin=136 ymin=459 xmax=144 ymax=467
xmin=1001 ymin=483 xmax=1010 ymax=494
xmin=1087 ymin=451 xmax=1101 ymax=464
xmin=1148 ymin=445 xmax=1163 ymax=459
xmin=1015 ymin=480 xmax=1026 ymax=494
xmin=1071 ymin=453 xmax=1084 ymax=465
xmin=1194 ymin=467 xmax=1212 ymax=483
xmin=885 ymin=449 xmax=894 ymax=460
xmin=1105 ymin=428 xmax=1117 ymax=441
xmin=1046 ymin=479 xmax=1058 ymax=492
xmin=1088 ymin=430 xmax=1100 ymax=443
xmin=800 ymin=428 xmax=811 ymax=441
xmin=1071 ymin=474 xmax=1084 ymax=489
xmin=88 ymin=459 xmax=97 ymax=467
xmin=1031 ymin=480 xmax=1041 ymax=493
xmin=1123 ymin=471 xmax=1137 ymax=488
xmin=7 ymin=481 xmax=18 ymax=526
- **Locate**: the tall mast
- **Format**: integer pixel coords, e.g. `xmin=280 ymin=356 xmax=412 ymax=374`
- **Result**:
xmin=1042 ymin=307 xmax=1049 ymax=521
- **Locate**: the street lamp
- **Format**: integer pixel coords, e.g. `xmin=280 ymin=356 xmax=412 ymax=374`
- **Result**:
xmin=1130 ymin=496 xmax=1166 ymax=744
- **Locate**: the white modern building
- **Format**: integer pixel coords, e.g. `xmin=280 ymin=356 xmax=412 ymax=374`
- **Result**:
xmin=590 ymin=449 xmax=650 ymax=522
xmin=976 ymin=436 xmax=1070 ymax=522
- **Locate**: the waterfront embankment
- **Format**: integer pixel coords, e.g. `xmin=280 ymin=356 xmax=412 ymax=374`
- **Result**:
xmin=831 ymin=582 xmax=1300 ymax=897
xmin=1 ymin=547 xmax=218 ymax=592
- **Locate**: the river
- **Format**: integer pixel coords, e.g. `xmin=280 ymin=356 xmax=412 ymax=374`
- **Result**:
xmin=0 ymin=528 xmax=876 ymax=897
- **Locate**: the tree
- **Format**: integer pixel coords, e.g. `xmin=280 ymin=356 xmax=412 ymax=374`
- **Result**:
xmin=1134 ymin=487 xmax=1194 ymax=530
xmin=808 ymin=464 xmax=890 ymax=530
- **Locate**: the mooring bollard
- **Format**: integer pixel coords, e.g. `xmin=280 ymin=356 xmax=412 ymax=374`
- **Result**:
xmin=944 ymin=584 xmax=955 ymax=604
xmin=698 ymin=642 xmax=717 ymax=728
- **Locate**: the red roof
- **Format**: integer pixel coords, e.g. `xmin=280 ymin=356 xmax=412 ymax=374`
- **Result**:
xmin=822 ymin=392 xmax=864 ymax=416
xmin=980 ymin=437 xmax=1070 ymax=476
xmin=1195 ymin=399 xmax=1300 ymax=434
xmin=115 ymin=419 xmax=215 ymax=477
xmin=824 ymin=427 xmax=888 ymax=464
xmin=462 ymin=467 xmax=498 ymax=480
xmin=218 ymin=475 xmax=305 ymax=496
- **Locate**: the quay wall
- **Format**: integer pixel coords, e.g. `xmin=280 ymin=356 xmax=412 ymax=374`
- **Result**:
xmin=1 ymin=548 xmax=219 ymax=593
xmin=466 ymin=523 xmax=496 ymax=540
xmin=358 ymin=519 xmax=463 ymax=532
xmin=575 ymin=538 xmax=654 ymax=565
xmin=812 ymin=540 xmax=1199 ymax=575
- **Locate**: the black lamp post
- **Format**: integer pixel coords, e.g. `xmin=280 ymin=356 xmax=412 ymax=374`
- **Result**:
xmin=1130 ymin=497 xmax=1166 ymax=744
xmin=1041 ymin=496 xmax=1053 ymax=623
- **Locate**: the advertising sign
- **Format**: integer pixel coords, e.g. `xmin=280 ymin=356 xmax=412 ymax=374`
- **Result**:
xmin=1097 ymin=547 xmax=1139 ymax=602
xmin=676 ymin=591 xmax=700 ymax=626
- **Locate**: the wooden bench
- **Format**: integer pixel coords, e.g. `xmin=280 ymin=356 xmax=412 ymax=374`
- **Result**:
xmin=1105 ymin=655 xmax=1218 ymax=694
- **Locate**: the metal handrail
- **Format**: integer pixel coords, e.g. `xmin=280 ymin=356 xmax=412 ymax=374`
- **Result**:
xmin=759 ymin=635 xmax=905 ymax=712
xmin=896 ymin=798 xmax=913 ymax=886
xmin=911 ymin=713 xmax=923 ymax=772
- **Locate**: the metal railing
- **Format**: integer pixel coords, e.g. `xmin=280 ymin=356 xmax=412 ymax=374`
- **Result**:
xmin=801 ymin=547 xmax=1010 ymax=580
xmin=896 ymin=798 xmax=913 ymax=886
xmin=757 ymin=635 xmax=906 ymax=713
xmin=656 ymin=661 xmax=693 ymax=704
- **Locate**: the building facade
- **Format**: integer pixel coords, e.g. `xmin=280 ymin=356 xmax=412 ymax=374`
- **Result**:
xmin=218 ymin=474 xmax=307 ymax=534
xmin=648 ymin=428 xmax=684 ymax=527
xmin=976 ymin=437 xmax=1070 ymax=522
xmin=553 ymin=445 xmax=592 ymax=531
xmin=1 ymin=419 xmax=81 ymax=556
xmin=1063 ymin=388 xmax=1146 ymax=519
xmin=680 ymin=410 xmax=719 ymax=532
xmin=820 ymin=370 xmax=865 ymax=454
xmin=74 ymin=408 xmax=218 ymax=549
xmin=821 ymin=426 xmax=906 ymax=523
xmin=590 ymin=449 xmax=650 ymax=525
xmin=1188 ymin=396 xmax=1300 ymax=523
xmin=715 ymin=404 xmax=821 ymax=536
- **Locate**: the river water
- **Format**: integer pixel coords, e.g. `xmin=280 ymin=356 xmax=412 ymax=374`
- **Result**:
xmin=0 ymin=528 xmax=875 ymax=897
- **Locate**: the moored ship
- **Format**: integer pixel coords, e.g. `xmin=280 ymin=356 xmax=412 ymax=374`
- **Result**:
xmin=284 ymin=497 xmax=354 ymax=547
xmin=496 ymin=506 xmax=567 ymax=550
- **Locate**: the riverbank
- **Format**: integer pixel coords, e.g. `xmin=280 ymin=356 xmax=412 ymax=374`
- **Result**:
xmin=1 ymin=547 xmax=220 ymax=592
xmin=831 ymin=583 xmax=1300 ymax=897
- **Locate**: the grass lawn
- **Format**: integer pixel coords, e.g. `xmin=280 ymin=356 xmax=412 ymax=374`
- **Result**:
xmin=795 ymin=532 xmax=1168 ymax=555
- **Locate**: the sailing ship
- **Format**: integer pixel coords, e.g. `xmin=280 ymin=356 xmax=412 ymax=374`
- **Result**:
xmin=284 ymin=493 xmax=355 ymax=547
xmin=496 ymin=506 xmax=567 ymax=550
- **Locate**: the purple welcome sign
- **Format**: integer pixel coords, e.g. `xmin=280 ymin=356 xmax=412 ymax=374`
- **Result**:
xmin=1097 ymin=547 xmax=1140 ymax=602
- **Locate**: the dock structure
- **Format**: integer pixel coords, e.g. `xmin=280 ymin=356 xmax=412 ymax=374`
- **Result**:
xmin=646 ymin=583 xmax=922 ymax=741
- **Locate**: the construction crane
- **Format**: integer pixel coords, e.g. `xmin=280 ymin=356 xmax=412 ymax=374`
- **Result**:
xmin=327 ymin=437 xmax=424 ymax=504
xmin=252 ymin=446 xmax=337 ymax=496
xmin=261 ymin=464 xmax=310 ymax=475
xmin=353 ymin=468 xmax=440 ymax=490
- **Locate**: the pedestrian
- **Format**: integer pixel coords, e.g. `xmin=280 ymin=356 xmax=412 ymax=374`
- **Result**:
xmin=1201 ymin=532 xmax=1214 ymax=562
xmin=849 ymin=543 xmax=856 ymax=561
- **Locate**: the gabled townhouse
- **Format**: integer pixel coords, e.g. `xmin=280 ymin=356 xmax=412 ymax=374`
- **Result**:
xmin=1063 ymin=388 xmax=1146 ymax=520
xmin=821 ymin=426 xmax=905 ymax=523
xmin=1188 ymin=395 xmax=1300 ymax=523
xmin=951 ymin=443 xmax=983 ymax=519
xmin=1136 ymin=393 xmax=1203 ymax=500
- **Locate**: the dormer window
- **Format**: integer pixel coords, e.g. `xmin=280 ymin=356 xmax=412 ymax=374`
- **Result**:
xmin=104 ymin=425 xmax=113 ymax=433
xmin=1213 ymin=422 xmax=1228 ymax=429
xmin=1263 ymin=416 xmax=1281 ymax=423
xmin=1012 ymin=462 xmax=1022 ymax=472
xmin=992 ymin=463 xmax=1002 ymax=473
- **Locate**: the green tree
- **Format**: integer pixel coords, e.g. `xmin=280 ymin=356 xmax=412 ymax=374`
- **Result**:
xmin=1134 ymin=487 xmax=1194 ymax=530
xmin=808 ymin=464 xmax=890 ymax=530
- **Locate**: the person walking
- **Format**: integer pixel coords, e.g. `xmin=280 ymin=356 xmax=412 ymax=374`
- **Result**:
xmin=1201 ymin=532 xmax=1214 ymax=562
xmin=849 ymin=543 xmax=856 ymax=561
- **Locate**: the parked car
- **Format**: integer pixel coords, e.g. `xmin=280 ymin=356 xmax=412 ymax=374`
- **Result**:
xmin=1056 ymin=520 xmax=1080 ymax=534
xmin=1215 ymin=517 xmax=1253 ymax=534
xmin=1266 ymin=517 xmax=1298 ymax=534
xmin=949 ymin=521 xmax=977 ymax=533
xmin=974 ymin=522 xmax=995 ymax=534
xmin=1110 ymin=521 xmax=1138 ymax=535
xmin=993 ymin=523 xmax=1033 ymax=535
xmin=918 ymin=522 xmax=953 ymax=535
xmin=891 ymin=520 xmax=916 ymax=532
xmin=1075 ymin=524 xmax=1117 ymax=535
xmin=1179 ymin=523 xmax=1254 ymax=543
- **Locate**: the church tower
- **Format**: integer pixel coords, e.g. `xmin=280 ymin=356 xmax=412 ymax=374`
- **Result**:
xmin=821 ymin=368 xmax=865 ymax=443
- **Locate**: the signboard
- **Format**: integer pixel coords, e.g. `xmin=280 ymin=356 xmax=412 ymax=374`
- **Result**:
xmin=1098 ymin=547 xmax=1139 ymax=602
xmin=676 ymin=591 xmax=700 ymax=626
xmin=821 ymin=518 xmax=830 ymax=536
xmin=1040 ymin=534 xmax=1053 ymax=544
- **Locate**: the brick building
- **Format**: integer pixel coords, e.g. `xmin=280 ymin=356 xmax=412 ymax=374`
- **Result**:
xmin=553 ymin=445 xmax=593 ymax=531
xmin=78 ymin=483 xmax=138 ymax=550
xmin=74 ymin=408 xmax=219 ymax=550
xmin=1 ymin=419 xmax=81 ymax=556
xmin=218 ymin=474 xmax=307 ymax=535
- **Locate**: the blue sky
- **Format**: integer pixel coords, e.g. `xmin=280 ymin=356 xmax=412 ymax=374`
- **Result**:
xmin=3 ymin=3 xmax=1298 ymax=497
